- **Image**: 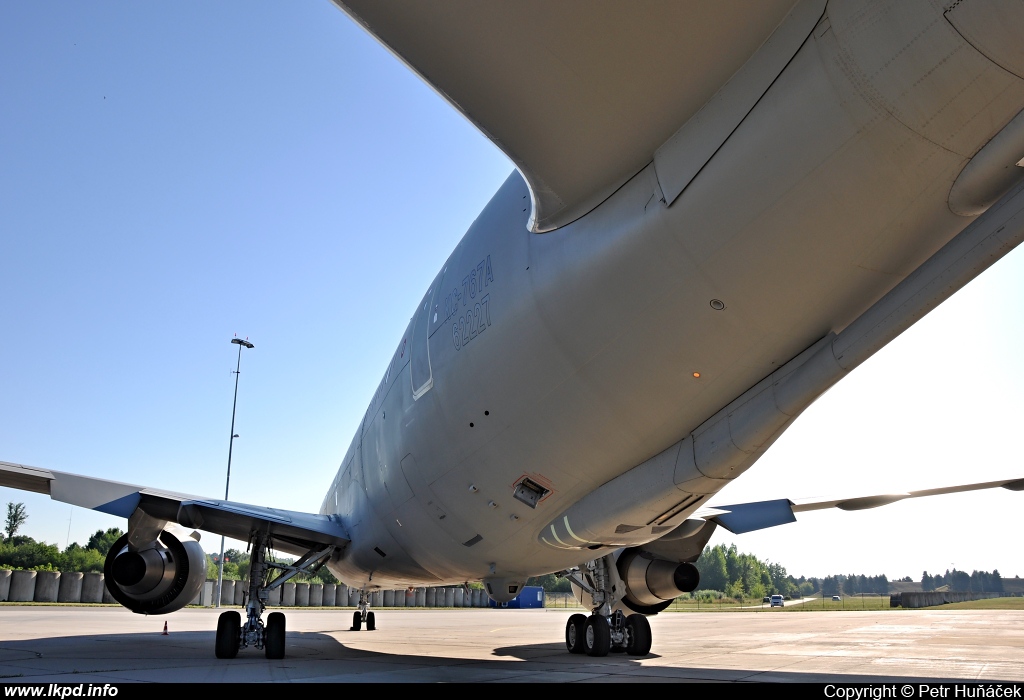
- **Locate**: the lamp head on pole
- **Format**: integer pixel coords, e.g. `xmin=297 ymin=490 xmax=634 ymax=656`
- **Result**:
xmin=231 ymin=338 xmax=254 ymax=349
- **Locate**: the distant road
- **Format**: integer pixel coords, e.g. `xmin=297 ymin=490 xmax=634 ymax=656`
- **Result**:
xmin=739 ymin=596 xmax=818 ymax=609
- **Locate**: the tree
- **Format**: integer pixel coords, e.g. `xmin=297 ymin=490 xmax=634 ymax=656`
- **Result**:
xmin=61 ymin=543 xmax=105 ymax=573
xmin=5 ymin=503 xmax=27 ymax=542
xmin=695 ymin=545 xmax=729 ymax=592
xmin=0 ymin=538 xmax=61 ymax=570
xmin=948 ymin=569 xmax=971 ymax=592
xmin=526 ymin=573 xmax=571 ymax=592
xmin=86 ymin=528 xmax=124 ymax=556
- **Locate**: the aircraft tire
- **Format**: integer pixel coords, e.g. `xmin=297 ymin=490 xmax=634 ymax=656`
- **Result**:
xmin=625 ymin=614 xmax=652 ymax=656
xmin=366 ymin=611 xmax=376 ymax=631
xmin=351 ymin=611 xmax=362 ymax=631
xmin=584 ymin=615 xmax=611 ymax=657
xmin=215 ymin=610 xmax=241 ymax=659
xmin=265 ymin=612 xmax=286 ymax=659
xmin=565 ymin=613 xmax=587 ymax=654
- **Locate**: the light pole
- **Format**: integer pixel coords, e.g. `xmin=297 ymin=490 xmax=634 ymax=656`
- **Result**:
xmin=216 ymin=336 xmax=254 ymax=609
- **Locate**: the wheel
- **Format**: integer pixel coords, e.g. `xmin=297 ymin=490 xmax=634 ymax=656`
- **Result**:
xmin=366 ymin=611 xmax=376 ymax=631
xmin=584 ymin=614 xmax=611 ymax=657
xmin=565 ymin=613 xmax=587 ymax=654
xmin=265 ymin=612 xmax=286 ymax=659
xmin=625 ymin=613 xmax=652 ymax=656
xmin=351 ymin=610 xmax=362 ymax=631
xmin=215 ymin=610 xmax=241 ymax=659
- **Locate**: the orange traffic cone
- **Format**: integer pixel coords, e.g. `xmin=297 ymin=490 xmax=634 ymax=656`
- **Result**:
xmin=162 ymin=621 xmax=168 ymax=636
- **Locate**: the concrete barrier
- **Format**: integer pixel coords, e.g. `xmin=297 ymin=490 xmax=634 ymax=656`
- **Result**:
xmin=57 ymin=572 xmax=83 ymax=603
xmin=10 ymin=571 xmax=36 ymax=602
xmin=894 ymin=591 xmax=1004 ymax=608
xmin=0 ymin=568 xmax=526 ymax=611
xmin=34 ymin=571 xmax=60 ymax=602
xmin=197 ymin=580 xmax=215 ymax=606
xmin=81 ymin=573 xmax=104 ymax=603
xmin=219 ymin=580 xmax=235 ymax=606
xmin=0 ymin=567 xmax=542 ymax=611
xmin=102 ymin=583 xmax=116 ymax=604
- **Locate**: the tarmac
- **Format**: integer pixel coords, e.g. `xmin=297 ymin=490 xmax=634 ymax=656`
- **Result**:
xmin=0 ymin=606 xmax=1022 ymax=683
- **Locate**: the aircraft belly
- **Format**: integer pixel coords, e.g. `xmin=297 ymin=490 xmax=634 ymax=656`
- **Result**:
xmin=330 ymin=0 xmax=1024 ymax=584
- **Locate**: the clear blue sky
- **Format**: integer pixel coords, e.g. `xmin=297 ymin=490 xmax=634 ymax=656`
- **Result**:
xmin=2 ymin=2 xmax=1023 ymax=582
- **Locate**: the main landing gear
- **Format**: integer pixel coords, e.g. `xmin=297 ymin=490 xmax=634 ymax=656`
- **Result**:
xmin=561 ymin=555 xmax=653 ymax=657
xmin=214 ymin=528 xmax=335 ymax=660
xmin=349 ymin=589 xmax=376 ymax=631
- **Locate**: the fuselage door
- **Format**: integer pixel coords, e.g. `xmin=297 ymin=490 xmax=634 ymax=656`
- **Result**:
xmin=411 ymin=270 xmax=443 ymax=399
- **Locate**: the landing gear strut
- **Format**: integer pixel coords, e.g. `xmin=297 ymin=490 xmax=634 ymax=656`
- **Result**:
xmin=214 ymin=528 xmax=334 ymax=660
xmin=561 ymin=555 xmax=652 ymax=657
xmin=349 ymin=589 xmax=376 ymax=631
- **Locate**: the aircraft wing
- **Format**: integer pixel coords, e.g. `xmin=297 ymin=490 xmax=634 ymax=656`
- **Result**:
xmin=0 ymin=460 xmax=349 ymax=556
xmin=333 ymin=0 xmax=822 ymax=231
xmin=696 ymin=477 xmax=1024 ymax=535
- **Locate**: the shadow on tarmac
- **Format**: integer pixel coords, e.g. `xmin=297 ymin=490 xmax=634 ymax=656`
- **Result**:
xmin=0 ymin=629 xmax=1002 ymax=683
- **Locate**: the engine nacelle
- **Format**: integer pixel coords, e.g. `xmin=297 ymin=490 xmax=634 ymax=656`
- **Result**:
xmin=569 ymin=549 xmax=700 ymax=614
xmin=616 ymin=549 xmax=699 ymax=614
xmin=104 ymin=529 xmax=207 ymax=615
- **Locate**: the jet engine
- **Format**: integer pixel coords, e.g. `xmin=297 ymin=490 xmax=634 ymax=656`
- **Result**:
xmin=569 ymin=548 xmax=700 ymax=614
xmin=616 ymin=548 xmax=699 ymax=614
xmin=104 ymin=529 xmax=207 ymax=615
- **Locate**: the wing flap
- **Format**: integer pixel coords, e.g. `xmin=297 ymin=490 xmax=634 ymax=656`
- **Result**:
xmin=0 ymin=461 xmax=53 ymax=495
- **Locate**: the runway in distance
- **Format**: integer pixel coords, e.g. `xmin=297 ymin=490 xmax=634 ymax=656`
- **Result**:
xmin=3 ymin=0 xmax=1024 ymax=660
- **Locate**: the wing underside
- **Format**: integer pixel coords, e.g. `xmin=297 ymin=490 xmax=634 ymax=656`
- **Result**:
xmin=334 ymin=0 xmax=820 ymax=231
xmin=0 ymin=460 xmax=348 ymax=557
xmin=697 ymin=477 xmax=1024 ymax=535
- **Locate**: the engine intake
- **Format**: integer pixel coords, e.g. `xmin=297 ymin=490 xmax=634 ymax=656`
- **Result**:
xmin=617 ymin=549 xmax=699 ymax=614
xmin=104 ymin=529 xmax=206 ymax=615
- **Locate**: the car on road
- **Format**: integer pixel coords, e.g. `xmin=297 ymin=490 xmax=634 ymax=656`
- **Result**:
xmin=763 ymin=596 xmax=771 ymax=603
xmin=770 ymin=595 xmax=784 ymax=607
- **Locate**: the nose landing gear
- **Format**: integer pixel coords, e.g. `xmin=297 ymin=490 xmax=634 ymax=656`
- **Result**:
xmin=350 ymin=590 xmax=376 ymax=631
